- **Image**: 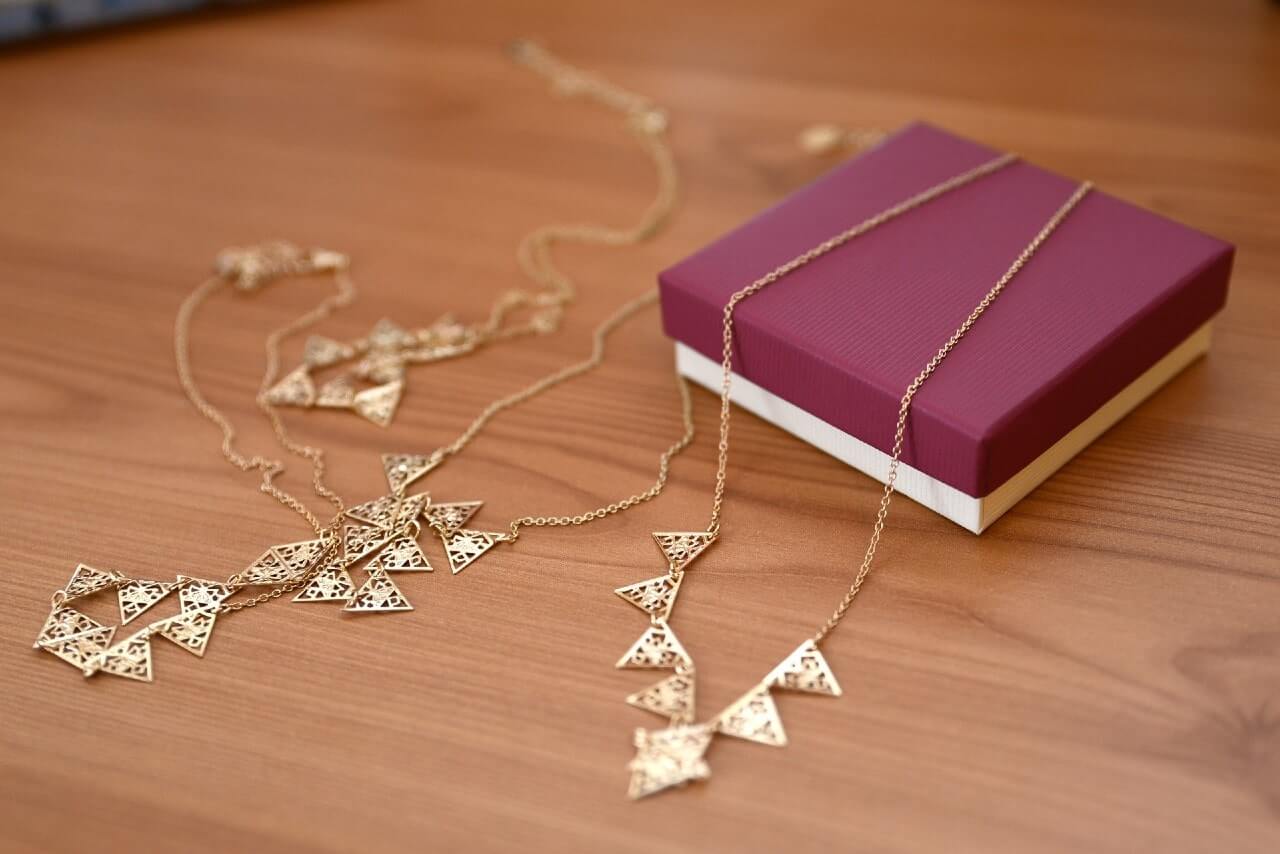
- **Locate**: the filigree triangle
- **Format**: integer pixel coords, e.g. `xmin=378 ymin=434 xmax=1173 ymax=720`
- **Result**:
xmin=263 ymin=365 xmax=316 ymax=407
xmin=347 ymin=495 xmax=400 ymax=530
xmin=443 ymin=529 xmax=499 ymax=574
xmin=382 ymin=453 xmax=435 ymax=493
xmin=367 ymin=318 xmax=414 ymax=351
xmin=355 ymin=351 xmax=405 ymax=384
xmin=627 ymin=724 xmax=713 ymax=800
xmin=233 ymin=549 xmax=293 ymax=586
xmin=343 ymin=569 xmax=413 ymax=613
xmin=616 ymin=621 xmax=691 ymax=670
xmin=367 ymin=535 xmax=432 ymax=572
xmin=33 ymin=607 xmax=104 ymax=649
xmin=177 ymin=576 xmax=231 ymax=613
xmin=292 ymin=562 xmax=357 ymax=603
xmin=425 ymin=501 xmax=483 ymax=536
xmin=652 ymin=532 xmax=716 ymax=572
xmin=155 ymin=609 xmax=218 ymax=657
xmin=116 ymin=579 xmax=176 ymax=624
xmin=315 ymin=376 xmax=357 ymax=409
xmin=91 ymin=632 xmax=154 ymax=682
xmin=352 ymin=380 xmax=403 ymax=427
xmin=303 ymin=334 xmax=355 ymax=368
xmin=395 ymin=492 xmax=431 ymax=528
xmin=626 ymin=670 xmax=696 ymax=722
xmin=345 ymin=523 xmax=393 ymax=562
xmin=715 ymin=684 xmax=787 ymax=747
xmin=764 ymin=639 xmax=843 ymax=697
xmin=39 ymin=625 xmax=117 ymax=671
xmin=614 ymin=573 xmax=683 ymax=621
xmin=63 ymin=564 xmax=118 ymax=600
xmin=271 ymin=538 xmax=327 ymax=573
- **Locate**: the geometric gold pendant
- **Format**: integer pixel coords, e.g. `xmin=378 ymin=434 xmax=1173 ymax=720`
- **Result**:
xmin=613 ymin=573 xmax=683 ymax=621
xmin=763 ymin=639 xmax=843 ymax=697
xmin=154 ymin=609 xmax=218 ymax=657
xmin=651 ymin=531 xmax=716 ymax=572
xmin=615 ymin=621 xmax=691 ymax=670
xmin=442 ymin=529 xmax=499 ymax=574
xmin=92 ymin=632 xmax=155 ymax=682
xmin=714 ymin=684 xmax=787 ymax=747
xmin=116 ymin=579 xmax=176 ymax=625
xmin=366 ymin=535 xmax=432 ymax=572
xmin=352 ymin=380 xmax=403 ymax=428
xmin=625 ymin=669 xmax=696 ymax=723
xmin=626 ymin=723 xmax=713 ymax=800
xmin=343 ymin=569 xmax=413 ymax=613
xmin=292 ymin=562 xmax=357 ymax=603
xmin=38 ymin=625 xmax=117 ymax=671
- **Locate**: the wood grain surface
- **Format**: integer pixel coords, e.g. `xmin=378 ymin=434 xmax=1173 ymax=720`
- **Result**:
xmin=2 ymin=1 xmax=1279 ymax=852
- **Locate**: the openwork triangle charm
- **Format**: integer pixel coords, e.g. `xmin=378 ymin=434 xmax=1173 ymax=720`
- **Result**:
xmin=367 ymin=535 xmax=432 ymax=572
xmin=345 ymin=523 xmax=393 ymax=562
xmin=443 ymin=529 xmax=500 ymax=574
xmin=616 ymin=620 xmax=691 ymax=670
xmin=177 ymin=576 xmax=231 ymax=613
xmin=91 ymin=632 xmax=155 ymax=682
xmin=382 ymin=452 xmax=436 ymax=493
xmin=614 ymin=573 xmax=683 ymax=621
xmin=715 ymin=684 xmax=787 ymax=747
xmin=292 ymin=561 xmax=357 ymax=603
xmin=426 ymin=501 xmax=483 ymax=537
xmin=63 ymin=564 xmax=118 ymax=600
xmin=154 ymin=609 xmax=218 ymax=657
xmin=39 ymin=625 xmax=116 ymax=671
xmin=116 ymin=579 xmax=176 ymax=625
xmin=764 ymin=639 xmax=843 ymax=697
xmin=34 ymin=607 xmax=106 ymax=650
xmin=263 ymin=366 xmax=316 ymax=407
xmin=352 ymin=379 xmax=403 ymax=427
xmin=344 ymin=569 xmax=413 ymax=613
xmin=627 ymin=724 xmax=713 ymax=800
xmin=652 ymin=531 xmax=716 ymax=572
xmin=625 ymin=669 xmax=696 ymax=723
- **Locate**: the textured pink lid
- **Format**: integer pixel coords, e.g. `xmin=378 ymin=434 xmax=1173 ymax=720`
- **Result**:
xmin=659 ymin=122 xmax=1233 ymax=498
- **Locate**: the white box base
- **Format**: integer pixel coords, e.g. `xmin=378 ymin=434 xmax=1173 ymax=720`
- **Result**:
xmin=675 ymin=321 xmax=1213 ymax=533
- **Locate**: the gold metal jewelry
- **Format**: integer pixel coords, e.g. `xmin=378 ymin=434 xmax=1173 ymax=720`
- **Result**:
xmin=615 ymin=154 xmax=1094 ymax=798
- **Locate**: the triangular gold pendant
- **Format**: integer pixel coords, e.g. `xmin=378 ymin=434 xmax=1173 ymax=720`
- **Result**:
xmin=616 ymin=621 xmax=691 ymax=670
xmin=33 ymin=607 xmax=104 ymax=649
xmin=315 ymin=376 xmax=357 ymax=408
xmin=63 ymin=564 xmax=118 ymax=600
xmin=116 ymin=579 xmax=176 ymax=624
xmin=234 ymin=549 xmax=295 ymax=586
xmin=715 ymin=684 xmax=787 ymax=747
xmin=91 ymin=632 xmax=155 ymax=682
xmin=352 ymin=380 xmax=403 ymax=427
xmin=626 ymin=670 xmax=696 ymax=722
xmin=39 ymin=625 xmax=117 ymax=671
xmin=395 ymin=492 xmax=431 ymax=528
xmin=764 ymin=639 xmax=843 ymax=697
xmin=263 ymin=366 xmax=316 ymax=407
xmin=627 ymin=724 xmax=713 ymax=800
xmin=292 ymin=561 xmax=357 ymax=603
xmin=367 ymin=535 xmax=432 ymax=572
xmin=344 ymin=523 xmax=393 ymax=562
xmin=347 ymin=494 xmax=400 ymax=530
xmin=652 ymin=532 xmax=716 ymax=572
xmin=177 ymin=576 xmax=232 ymax=613
xmin=303 ymin=334 xmax=354 ymax=368
xmin=382 ymin=453 xmax=436 ymax=493
xmin=367 ymin=317 xmax=414 ymax=351
xmin=425 ymin=501 xmax=483 ymax=536
xmin=614 ymin=573 xmax=683 ymax=621
xmin=343 ymin=569 xmax=413 ymax=613
xmin=271 ymin=538 xmax=327 ymax=574
xmin=443 ymin=529 xmax=499 ymax=574
xmin=154 ymin=609 xmax=218 ymax=657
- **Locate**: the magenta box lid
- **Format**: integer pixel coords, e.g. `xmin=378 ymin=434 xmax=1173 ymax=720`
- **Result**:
xmin=659 ymin=123 xmax=1234 ymax=498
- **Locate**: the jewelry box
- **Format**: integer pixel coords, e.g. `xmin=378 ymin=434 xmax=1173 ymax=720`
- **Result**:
xmin=659 ymin=122 xmax=1234 ymax=532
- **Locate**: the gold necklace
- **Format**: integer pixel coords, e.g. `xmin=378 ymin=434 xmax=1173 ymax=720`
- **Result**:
xmin=247 ymin=40 xmax=678 ymax=427
xmin=614 ymin=154 xmax=1094 ymax=799
xmin=31 ymin=44 xmax=694 ymax=681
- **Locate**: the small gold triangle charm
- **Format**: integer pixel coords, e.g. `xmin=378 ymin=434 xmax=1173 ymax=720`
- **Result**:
xmin=343 ymin=569 xmax=413 ymax=613
xmin=352 ymin=380 xmax=403 ymax=427
xmin=91 ymin=632 xmax=155 ymax=682
xmin=347 ymin=495 xmax=400 ymax=530
xmin=271 ymin=538 xmax=327 ymax=574
xmin=652 ymin=532 xmax=716 ymax=572
xmin=425 ymin=501 xmax=483 ymax=536
xmin=292 ymin=562 xmax=357 ymax=603
xmin=62 ymin=564 xmax=118 ymax=600
xmin=177 ymin=576 xmax=232 ymax=613
xmin=233 ymin=549 xmax=295 ymax=586
xmin=382 ymin=453 xmax=436 ymax=493
xmin=367 ymin=318 xmax=414 ymax=351
xmin=33 ymin=607 xmax=104 ymax=649
xmin=154 ymin=609 xmax=218 ymax=657
xmin=395 ymin=492 xmax=431 ymax=527
xmin=315 ymin=376 xmax=357 ymax=408
xmin=367 ymin=535 xmax=432 ymax=572
xmin=443 ymin=529 xmax=500 ymax=574
xmin=715 ymin=684 xmax=787 ymax=747
xmin=303 ymin=334 xmax=355 ymax=368
xmin=626 ymin=669 xmax=696 ymax=722
xmin=38 ymin=625 xmax=117 ymax=671
xmin=627 ymin=724 xmax=713 ymax=799
xmin=263 ymin=366 xmax=316 ymax=407
xmin=345 ymin=523 xmax=393 ymax=562
xmin=614 ymin=573 xmax=683 ymax=621
xmin=355 ymin=351 xmax=406 ymax=384
xmin=616 ymin=620 xmax=691 ymax=670
xmin=116 ymin=579 xmax=176 ymax=624
xmin=764 ymin=639 xmax=843 ymax=697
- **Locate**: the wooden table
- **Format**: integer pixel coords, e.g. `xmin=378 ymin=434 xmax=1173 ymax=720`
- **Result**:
xmin=2 ymin=2 xmax=1278 ymax=851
